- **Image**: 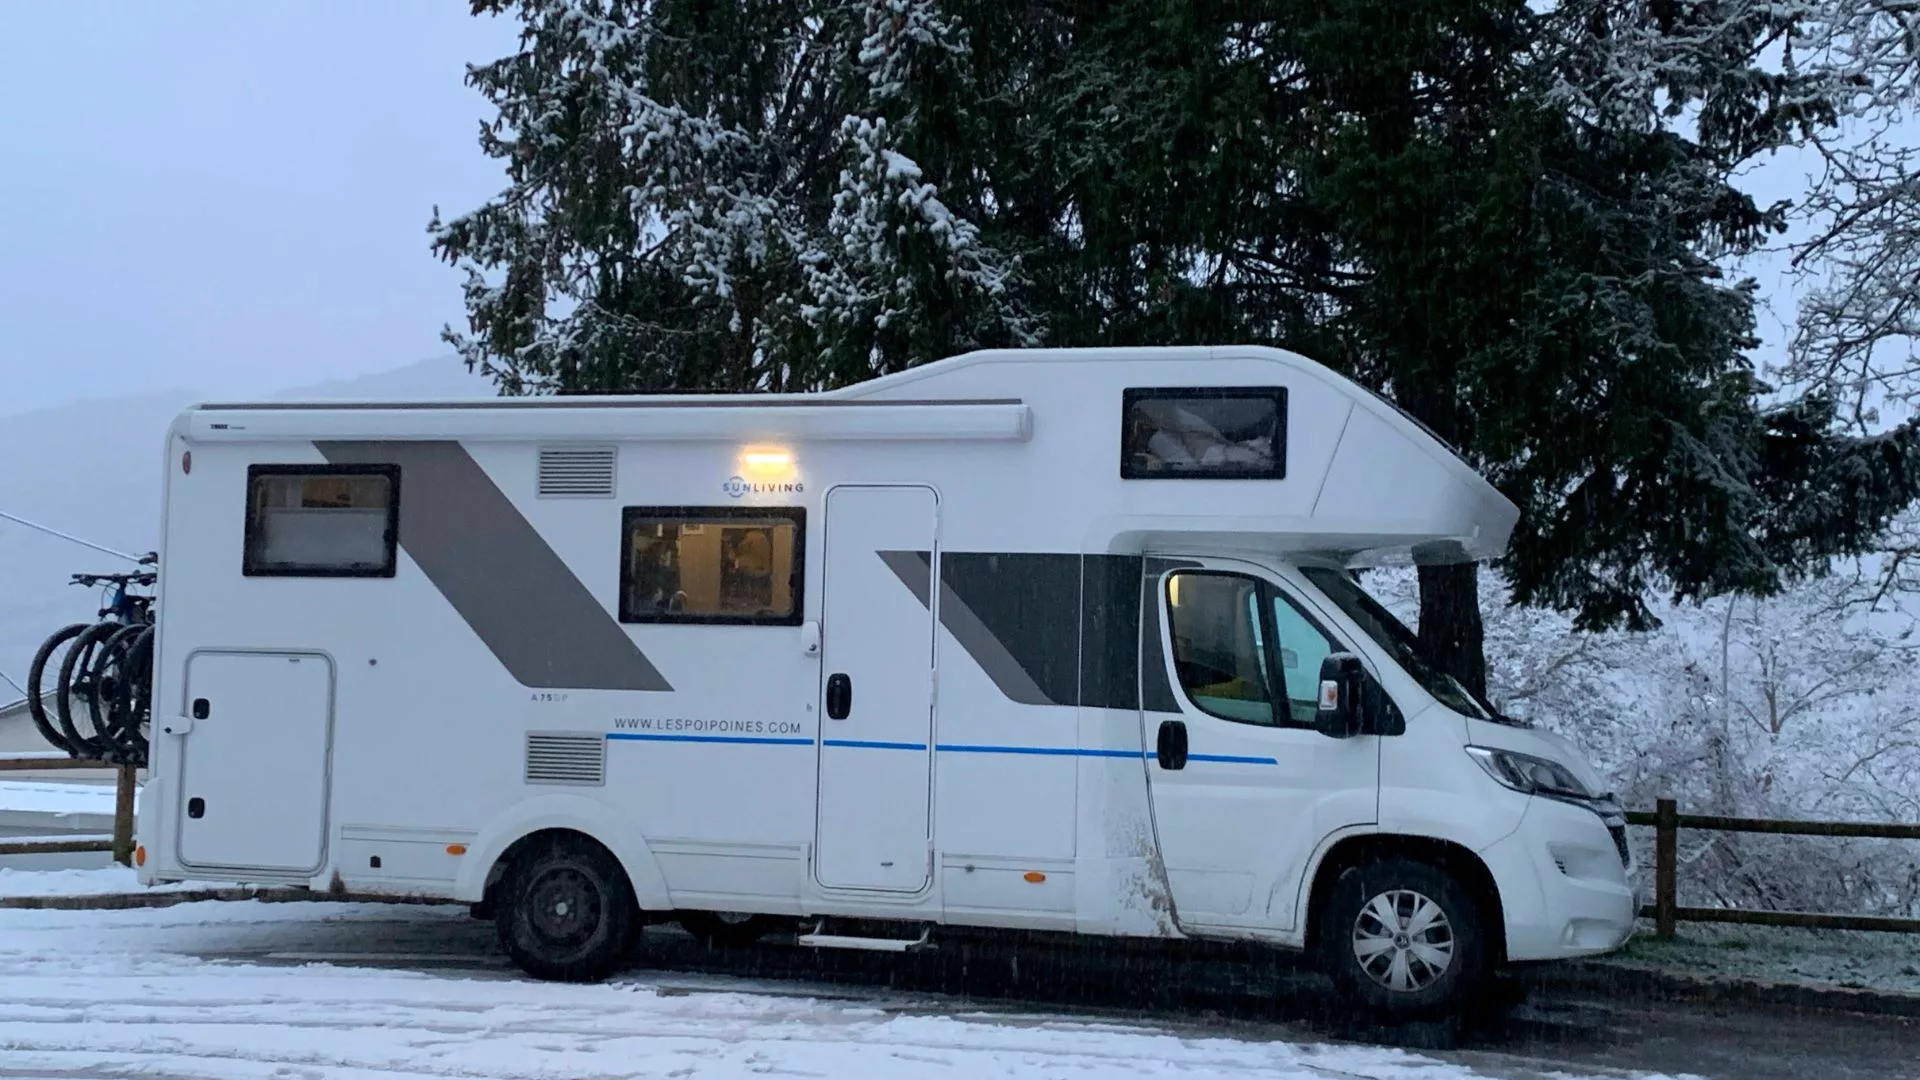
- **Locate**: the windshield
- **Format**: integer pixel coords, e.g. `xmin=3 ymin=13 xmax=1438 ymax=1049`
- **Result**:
xmin=1298 ymin=566 xmax=1495 ymax=721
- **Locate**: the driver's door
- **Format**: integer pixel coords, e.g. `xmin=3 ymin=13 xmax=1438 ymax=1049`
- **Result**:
xmin=1142 ymin=559 xmax=1380 ymax=932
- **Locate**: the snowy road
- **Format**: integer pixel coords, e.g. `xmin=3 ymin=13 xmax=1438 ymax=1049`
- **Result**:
xmin=0 ymin=898 xmax=1911 ymax=1080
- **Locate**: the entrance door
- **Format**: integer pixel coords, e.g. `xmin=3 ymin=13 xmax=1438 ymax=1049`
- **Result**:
xmin=177 ymin=651 xmax=334 ymax=873
xmin=814 ymin=484 xmax=938 ymax=892
xmin=1143 ymin=560 xmax=1380 ymax=931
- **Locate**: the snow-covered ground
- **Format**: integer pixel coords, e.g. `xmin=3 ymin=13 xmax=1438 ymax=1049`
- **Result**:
xmin=0 ymin=777 xmax=119 ymax=818
xmin=1592 ymin=922 xmax=1920 ymax=998
xmin=0 ymin=894 xmax=1697 ymax=1080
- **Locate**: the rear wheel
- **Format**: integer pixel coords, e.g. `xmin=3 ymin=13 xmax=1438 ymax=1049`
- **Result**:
xmin=494 ymin=836 xmax=637 ymax=982
xmin=1316 ymin=856 xmax=1491 ymax=1022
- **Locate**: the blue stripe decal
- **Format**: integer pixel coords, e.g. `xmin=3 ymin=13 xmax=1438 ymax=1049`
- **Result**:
xmin=606 ymin=732 xmax=1276 ymax=764
xmin=824 ymin=739 xmax=930 ymax=751
xmin=937 ymin=744 xmax=1136 ymax=758
xmin=607 ymin=732 xmax=814 ymax=747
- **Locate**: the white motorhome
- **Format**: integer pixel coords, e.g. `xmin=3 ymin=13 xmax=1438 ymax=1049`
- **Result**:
xmin=135 ymin=345 xmax=1635 ymax=1020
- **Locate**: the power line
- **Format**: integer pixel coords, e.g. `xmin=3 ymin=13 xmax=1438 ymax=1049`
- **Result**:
xmin=0 ymin=667 xmax=25 ymax=699
xmin=0 ymin=508 xmax=144 ymax=564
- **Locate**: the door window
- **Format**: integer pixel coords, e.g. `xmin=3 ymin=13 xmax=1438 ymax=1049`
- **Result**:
xmin=1270 ymin=592 xmax=1340 ymax=726
xmin=1165 ymin=572 xmax=1276 ymax=725
xmin=1164 ymin=569 xmax=1346 ymax=729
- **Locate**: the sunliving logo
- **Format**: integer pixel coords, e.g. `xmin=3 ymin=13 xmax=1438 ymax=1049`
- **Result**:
xmin=723 ymin=475 xmax=805 ymax=498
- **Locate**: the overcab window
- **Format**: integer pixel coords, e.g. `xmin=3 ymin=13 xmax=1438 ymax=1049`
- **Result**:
xmin=1121 ymin=387 xmax=1287 ymax=479
xmin=619 ymin=507 xmax=805 ymax=625
xmin=243 ymin=464 xmax=399 ymax=577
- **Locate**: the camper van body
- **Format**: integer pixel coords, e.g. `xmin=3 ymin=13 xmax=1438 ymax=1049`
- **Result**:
xmin=135 ymin=345 xmax=1635 ymax=1017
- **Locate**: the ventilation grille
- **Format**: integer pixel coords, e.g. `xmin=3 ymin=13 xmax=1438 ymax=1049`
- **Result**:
xmin=525 ymin=732 xmax=606 ymax=786
xmin=537 ymin=446 xmax=617 ymax=497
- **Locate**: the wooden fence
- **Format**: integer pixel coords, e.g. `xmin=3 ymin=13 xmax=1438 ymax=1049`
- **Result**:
xmin=0 ymin=753 xmax=138 ymax=866
xmin=1629 ymin=798 xmax=1920 ymax=939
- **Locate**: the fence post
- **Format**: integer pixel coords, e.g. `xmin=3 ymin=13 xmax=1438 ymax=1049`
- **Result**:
xmin=1654 ymin=797 xmax=1678 ymax=941
xmin=112 ymin=764 xmax=137 ymax=867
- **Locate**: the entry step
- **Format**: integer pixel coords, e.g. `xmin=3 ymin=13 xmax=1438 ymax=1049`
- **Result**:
xmin=796 ymin=921 xmax=933 ymax=952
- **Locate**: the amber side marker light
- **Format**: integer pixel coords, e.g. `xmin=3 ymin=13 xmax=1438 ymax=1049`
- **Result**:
xmin=447 ymin=844 xmax=468 ymax=856
xmin=1023 ymin=871 xmax=1046 ymax=883
xmin=134 ymin=845 xmax=146 ymax=867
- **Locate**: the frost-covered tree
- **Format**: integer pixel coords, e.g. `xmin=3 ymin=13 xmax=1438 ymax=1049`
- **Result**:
xmin=1784 ymin=0 xmax=1920 ymax=427
xmin=430 ymin=0 xmax=1036 ymax=395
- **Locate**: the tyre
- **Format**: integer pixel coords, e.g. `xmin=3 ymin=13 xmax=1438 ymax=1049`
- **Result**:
xmin=56 ymin=621 xmax=120 ymax=759
xmin=678 ymin=910 xmax=785 ymax=948
xmin=494 ymin=836 xmax=638 ymax=982
xmin=1316 ymin=856 xmax=1492 ymax=1022
xmin=86 ymin=624 xmax=146 ymax=757
xmin=103 ymin=626 xmax=154 ymax=763
xmin=27 ymin=623 xmax=89 ymax=755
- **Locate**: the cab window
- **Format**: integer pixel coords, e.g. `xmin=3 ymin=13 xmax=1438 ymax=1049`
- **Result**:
xmin=1166 ymin=572 xmax=1276 ymax=725
xmin=1164 ymin=569 xmax=1344 ymax=729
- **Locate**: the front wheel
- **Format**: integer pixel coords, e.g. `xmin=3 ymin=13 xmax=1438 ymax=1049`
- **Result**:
xmin=1316 ymin=856 xmax=1492 ymax=1022
xmin=494 ymin=836 xmax=638 ymax=983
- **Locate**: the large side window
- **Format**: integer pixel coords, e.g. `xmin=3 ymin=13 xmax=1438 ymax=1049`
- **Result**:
xmin=243 ymin=464 xmax=399 ymax=577
xmin=1121 ymin=387 xmax=1287 ymax=479
xmin=1164 ymin=569 xmax=1345 ymax=729
xmin=619 ymin=507 xmax=805 ymax=625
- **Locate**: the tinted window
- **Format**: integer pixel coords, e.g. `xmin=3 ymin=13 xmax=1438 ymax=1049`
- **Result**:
xmin=620 ymin=507 xmax=805 ymax=625
xmin=1122 ymin=387 xmax=1287 ymax=479
xmin=243 ymin=465 xmax=398 ymax=577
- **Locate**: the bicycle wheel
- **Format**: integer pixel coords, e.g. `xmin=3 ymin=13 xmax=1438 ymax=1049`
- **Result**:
xmin=87 ymin=623 xmax=146 ymax=762
xmin=27 ymin=622 xmax=89 ymax=755
xmin=56 ymin=620 xmax=120 ymax=759
xmin=104 ymin=625 xmax=154 ymax=764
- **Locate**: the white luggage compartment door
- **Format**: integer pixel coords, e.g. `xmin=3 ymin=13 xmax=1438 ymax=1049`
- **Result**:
xmin=814 ymin=484 xmax=938 ymax=893
xmin=177 ymin=650 xmax=334 ymax=873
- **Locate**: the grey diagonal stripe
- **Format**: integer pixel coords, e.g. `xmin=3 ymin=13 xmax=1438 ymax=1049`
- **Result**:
xmin=878 ymin=550 xmax=1055 ymax=707
xmin=316 ymin=440 xmax=672 ymax=692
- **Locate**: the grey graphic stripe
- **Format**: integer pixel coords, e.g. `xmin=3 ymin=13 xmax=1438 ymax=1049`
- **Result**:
xmin=877 ymin=550 xmax=1054 ymax=706
xmin=317 ymin=440 xmax=672 ymax=692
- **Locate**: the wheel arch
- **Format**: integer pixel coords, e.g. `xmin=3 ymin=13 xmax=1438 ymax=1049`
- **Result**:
xmin=455 ymin=794 xmax=670 ymax=911
xmin=1301 ymin=832 xmax=1508 ymax=964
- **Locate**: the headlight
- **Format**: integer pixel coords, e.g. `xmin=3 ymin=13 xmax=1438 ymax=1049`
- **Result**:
xmin=1465 ymin=746 xmax=1595 ymax=800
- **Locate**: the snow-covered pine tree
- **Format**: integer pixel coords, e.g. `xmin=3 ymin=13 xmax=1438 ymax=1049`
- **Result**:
xmin=430 ymin=0 xmax=1034 ymax=395
xmin=431 ymin=0 xmax=1920 ymax=702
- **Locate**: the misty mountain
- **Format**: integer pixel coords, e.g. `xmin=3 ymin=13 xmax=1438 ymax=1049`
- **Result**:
xmin=0 ymin=356 xmax=495 ymax=702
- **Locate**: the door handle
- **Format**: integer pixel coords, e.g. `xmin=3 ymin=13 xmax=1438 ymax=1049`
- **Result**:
xmin=826 ymin=673 xmax=852 ymax=720
xmin=1155 ymin=719 xmax=1188 ymax=770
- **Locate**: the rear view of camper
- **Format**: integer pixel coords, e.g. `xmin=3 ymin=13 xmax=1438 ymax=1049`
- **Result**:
xmin=135 ymin=345 xmax=1636 ymax=1022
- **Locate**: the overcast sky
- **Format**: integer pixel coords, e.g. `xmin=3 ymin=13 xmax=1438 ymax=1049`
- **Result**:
xmin=0 ymin=3 xmax=1833 ymax=420
xmin=0 ymin=1 xmax=520 ymax=416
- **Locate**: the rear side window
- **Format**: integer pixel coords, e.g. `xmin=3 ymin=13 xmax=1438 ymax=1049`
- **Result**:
xmin=1121 ymin=387 xmax=1287 ymax=479
xmin=619 ymin=507 xmax=805 ymax=625
xmin=243 ymin=465 xmax=399 ymax=577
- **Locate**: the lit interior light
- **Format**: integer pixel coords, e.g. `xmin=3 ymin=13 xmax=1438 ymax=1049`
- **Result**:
xmin=742 ymin=448 xmax=793 ymax=473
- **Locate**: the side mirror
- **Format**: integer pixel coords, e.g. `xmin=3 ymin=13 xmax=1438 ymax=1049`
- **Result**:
xmin=1314 ymin=653 xmax=1365 ymax=739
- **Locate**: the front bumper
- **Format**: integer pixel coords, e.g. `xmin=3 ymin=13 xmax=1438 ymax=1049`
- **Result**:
xmin=1479 ymin=794 xmax=1637 ymax=962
